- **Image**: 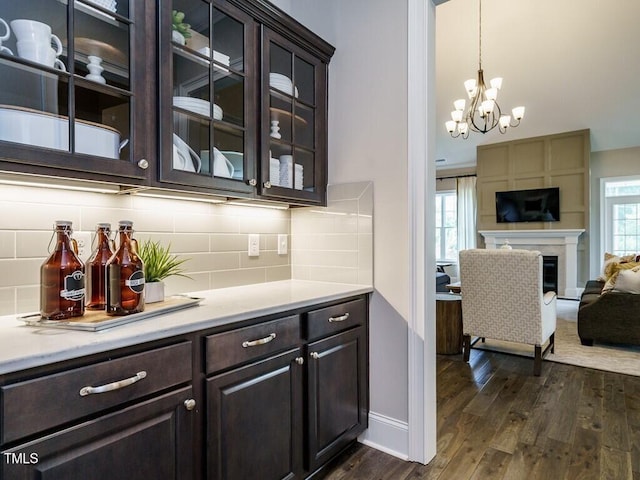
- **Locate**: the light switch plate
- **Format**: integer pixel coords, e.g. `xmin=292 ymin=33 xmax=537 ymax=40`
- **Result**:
xmin=277 ymin=234 xmax=288 ymax=255
xmin=75 ymin=231 xmax=92 ymax=262
xmin=248 ymin=234 xmax=260 ymax=257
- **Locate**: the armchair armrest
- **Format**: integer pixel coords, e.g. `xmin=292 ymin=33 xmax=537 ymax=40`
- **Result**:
xmin=543 ymin=291 xmax=557 ymax=305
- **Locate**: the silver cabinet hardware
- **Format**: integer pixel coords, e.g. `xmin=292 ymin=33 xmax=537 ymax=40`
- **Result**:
xmin=242 ymin=332 xmax=276 ymax=348
xmin=137 ymin=158 xmax=149 ymax=169
xmin=295 ymin=357 xmax=304 ymax=365
xmin=184 ymin=399 xmax=196 ymax=411
xmin=328 ymin=313 xmax=350 ymax=323
xmin=263 ymin=181 xmax=272 ymax=189
xmin=79 ymin=371 xmax=147 ymax=396
xmin=310 ymin=352 xmax=319 ymax=360
xmin=248 ymin=178 xmax=257 ymax=186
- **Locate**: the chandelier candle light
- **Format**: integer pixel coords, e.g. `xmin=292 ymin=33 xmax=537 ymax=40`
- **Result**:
xmin=445 ymin=0 xmax=525 ymax=139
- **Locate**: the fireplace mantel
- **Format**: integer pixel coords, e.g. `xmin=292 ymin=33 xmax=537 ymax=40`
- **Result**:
xmin=479 ymin=229 xmax=585 ymax=298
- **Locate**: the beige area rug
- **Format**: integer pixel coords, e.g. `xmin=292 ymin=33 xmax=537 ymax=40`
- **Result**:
xmin=474 ymin=299 xmax=640 ymax=377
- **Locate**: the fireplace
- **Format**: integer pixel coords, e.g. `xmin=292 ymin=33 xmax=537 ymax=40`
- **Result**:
xmin=479 ymin=229 xmax=585 ymax=298
xmin=543 ymin=256 xmax=558 ymax=293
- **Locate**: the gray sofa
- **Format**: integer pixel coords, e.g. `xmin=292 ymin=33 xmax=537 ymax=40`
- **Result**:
xmin=436 ymin=271 xmax=450 ymax=292
xmin=577 ymin=280 xmax=640 ymax=346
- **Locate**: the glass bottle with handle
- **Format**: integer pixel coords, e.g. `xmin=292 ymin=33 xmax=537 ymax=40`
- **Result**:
xmin=40 ymin=220 xmax=85 ymax=320
xmin=86 ymin=223 xmax=114 ymax=310
xmin=106 ymin=220 xmax=145 ymax=315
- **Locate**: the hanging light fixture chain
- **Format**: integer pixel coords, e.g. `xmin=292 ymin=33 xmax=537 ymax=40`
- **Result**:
xmin=478 ymin=0 xmax=482 ymax=70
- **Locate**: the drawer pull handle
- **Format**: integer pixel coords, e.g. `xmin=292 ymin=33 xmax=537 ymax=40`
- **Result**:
xmin=329 ymin=313 xmax=350 ymax=323
xmin=242 ymin=333 xmax=276 ymax=348
xmin=79 ymin=371 xmax=147 ymax=397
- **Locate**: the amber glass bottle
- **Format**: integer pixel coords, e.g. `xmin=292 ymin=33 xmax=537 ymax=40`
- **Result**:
xmin=86 ymin=223 xmax=114 ymax=310
xmin=106 ymin=220 xmax=145 ymax=315
xmin=40 ymin=220 xmax=85 ymax=320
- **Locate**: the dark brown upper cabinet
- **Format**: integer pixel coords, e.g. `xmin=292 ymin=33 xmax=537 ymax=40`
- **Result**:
xmin=157 ymin=0 xmax=334 ymax=205
xmin=0 ymin=0 xmax=334 ymax=205
xmin=0 ymin=0 xmax=152 ymax=185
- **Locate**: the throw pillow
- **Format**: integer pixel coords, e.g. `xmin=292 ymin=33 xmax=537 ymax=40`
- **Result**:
xmin=612 ymin=266 xmax=640 ymax=294
xmin=602 ymin=261 xmax=640 ymax=292
xmin=597 ymin=252 xmax=637 ymax=281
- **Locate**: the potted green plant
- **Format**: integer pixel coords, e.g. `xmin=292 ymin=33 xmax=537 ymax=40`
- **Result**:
xmin=172 ymin=10 xmax=191 ymax=45
xmin=138 ymin=239 xmax=190 ymax=303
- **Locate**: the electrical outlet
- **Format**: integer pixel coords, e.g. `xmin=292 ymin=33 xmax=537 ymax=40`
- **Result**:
xmin=74 ymin=231 xmax=92 ymax=263
xmin=277 ymin=234 xmax=288 ymax=255
xmin=248 ymin=234 xmax=260 ymax=257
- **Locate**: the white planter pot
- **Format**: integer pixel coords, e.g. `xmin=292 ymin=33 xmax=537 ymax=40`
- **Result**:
xmin=145 ymin=281 xmax=165 ymax=304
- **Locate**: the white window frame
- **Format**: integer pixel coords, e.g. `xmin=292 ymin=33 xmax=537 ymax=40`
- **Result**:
xmin=601 ymin=175 xmax=640 ymax=256
xmin=435 ymin=190 xmax=457 ymax=261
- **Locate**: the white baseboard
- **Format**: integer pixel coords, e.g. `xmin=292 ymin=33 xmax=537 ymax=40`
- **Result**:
xmin=357 ymin=411 xmax=409 ymax=461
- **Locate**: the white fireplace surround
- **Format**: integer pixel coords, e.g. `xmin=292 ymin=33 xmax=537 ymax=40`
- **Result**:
xmin=479 ymin=229 xmax=585 ymax=299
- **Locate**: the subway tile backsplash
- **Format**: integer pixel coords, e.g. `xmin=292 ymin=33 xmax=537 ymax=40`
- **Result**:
xmin=0 ymin=181 xmax=373 ymax=316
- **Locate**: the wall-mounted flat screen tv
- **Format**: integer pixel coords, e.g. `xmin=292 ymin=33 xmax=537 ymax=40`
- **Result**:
xmin=495 ymin=187 xmax=560 ymax=223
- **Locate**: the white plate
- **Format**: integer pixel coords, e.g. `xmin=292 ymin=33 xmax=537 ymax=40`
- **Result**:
xmin=0 ymin=105 xmax=124 ymax=159
xmin=173 ymin=97 xmax=223 ymax=120
xmin=173 ymin=133 xmax=201 ymax=173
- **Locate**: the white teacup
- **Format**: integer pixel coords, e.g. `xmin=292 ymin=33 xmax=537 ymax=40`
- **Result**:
xmin=0 ymin=18 xmax=10 ymax=42
xmin=10 ymin=19 xmax=62 ymax=56
xmin=0 ymin=18 xmax=12 ymax=55
xmin=16 ymin=40 xmax=66 ymax=71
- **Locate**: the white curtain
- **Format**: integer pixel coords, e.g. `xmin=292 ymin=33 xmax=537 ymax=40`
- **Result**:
xmin=457 ymin=176 xmax=477 ymax=251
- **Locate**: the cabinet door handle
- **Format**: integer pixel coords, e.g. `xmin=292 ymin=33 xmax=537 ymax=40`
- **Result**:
xmin=248 ymin=178 xmax=257 ymax=186
xmin=137 ymin=158 xmax=149 ymax=169
xmin=329 ymin=313 xmax=350 ymax=323
xmin=184 ymin=399 xmax=196 ymax=411
xmin=310 ymin=352 xmax=319 ymax=360
xmin=242 ymin=332 xmax=276 ymax=348
xmin=263 ymin=181 xmax=272 ymax=189
xmin=79 ymin=371 xmax=147 ymax=396
xmin=295 ymin=357 xmax=304 ymax=365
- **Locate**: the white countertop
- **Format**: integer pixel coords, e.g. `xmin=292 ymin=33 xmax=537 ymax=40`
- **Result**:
xmin=0 ymin=280 xmax=373 ymax=376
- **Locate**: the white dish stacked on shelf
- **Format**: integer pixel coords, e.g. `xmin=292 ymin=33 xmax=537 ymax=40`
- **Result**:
xmin=86 ymin=0 xmax=117 ymax=12
xmin=269 ymin=73 xmax=299 ymax=98
xmin=270 ymin=157 xmax=280 ymax=186
xmin=279 ymin=154 xmax=293 ymax=188
xmin=294 ymin=163 xmax=303 ymax=190
xmin=173 ymin=97 xmax=223 ymax=120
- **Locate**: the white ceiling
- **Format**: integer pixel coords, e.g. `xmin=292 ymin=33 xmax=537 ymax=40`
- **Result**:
xmin=435 ymin=0 xmax=640 ymax=170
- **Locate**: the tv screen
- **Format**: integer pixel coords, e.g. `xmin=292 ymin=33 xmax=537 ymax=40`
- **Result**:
xmin=495 ymin=187 xmax=560 ymax=223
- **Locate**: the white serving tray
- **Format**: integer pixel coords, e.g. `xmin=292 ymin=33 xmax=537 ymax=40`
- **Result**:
xmin=19 ymin=295 xmax=202 ymax=332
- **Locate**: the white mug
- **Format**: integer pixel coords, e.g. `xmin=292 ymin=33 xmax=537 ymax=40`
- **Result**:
xmin=16 ymin=40 xmax=66 ymax=71
xmin=10 ymin=19 xmax=62 ymax=56
xmin=0 ymin=18 xmax=12 ymax=55
xmin=0 ymin=18 xmax=10 ymax=42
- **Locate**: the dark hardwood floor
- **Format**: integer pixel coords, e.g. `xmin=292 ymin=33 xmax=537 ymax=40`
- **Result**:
xmin=321 ymin=349 xmax=640 ymax=480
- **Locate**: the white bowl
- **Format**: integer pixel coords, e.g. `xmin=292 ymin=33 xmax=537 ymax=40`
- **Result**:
xmin=0 ymin=105 xmax=124 ymax=159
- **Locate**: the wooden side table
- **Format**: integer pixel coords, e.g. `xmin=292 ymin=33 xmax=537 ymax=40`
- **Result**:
xmin=436 ymin=293 xmax=463 ymax=354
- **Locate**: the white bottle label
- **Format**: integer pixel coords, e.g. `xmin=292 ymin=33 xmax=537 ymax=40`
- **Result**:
xmin=60 ymin=270 xmax=85 ymax=301
xmin=125 ymin=270 xmax=145 ymax=294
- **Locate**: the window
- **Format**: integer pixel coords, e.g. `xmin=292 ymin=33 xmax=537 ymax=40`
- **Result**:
xmin=435 ymin=191 xmax=457 ymax=260
xmin=603 ymin=178 xmax=640 ymax=255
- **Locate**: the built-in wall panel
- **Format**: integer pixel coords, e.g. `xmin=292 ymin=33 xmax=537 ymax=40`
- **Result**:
xmin=476 ymin=129 xmax=590 ymax=285
xmin=512 ymin=141 xmax=545 ymax=175
xmin=477 ymin=129 xmax=590 ymax=232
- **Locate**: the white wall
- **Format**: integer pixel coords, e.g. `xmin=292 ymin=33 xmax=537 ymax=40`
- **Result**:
xmin=281 ymin=0 xmax=426 ymax=460
xmin=589 ymin=146 xmax=640 ymax=278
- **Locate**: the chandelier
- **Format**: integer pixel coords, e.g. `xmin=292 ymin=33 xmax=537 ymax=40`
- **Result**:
xmin=445 ymin=0 xmax=524 ymax=139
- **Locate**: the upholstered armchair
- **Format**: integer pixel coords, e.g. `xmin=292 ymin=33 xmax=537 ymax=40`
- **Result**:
xmin=458 ymin=249 xmax=557 ymax=376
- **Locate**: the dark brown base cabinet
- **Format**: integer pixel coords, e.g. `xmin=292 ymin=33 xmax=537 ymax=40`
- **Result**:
xmin=0 ymin=295 xmax=368 ymax=480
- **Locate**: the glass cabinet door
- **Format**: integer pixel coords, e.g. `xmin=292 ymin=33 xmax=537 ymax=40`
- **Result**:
xmin=0 ymin=0 xmax=147 ymax=180
xmin=262 ymin=28 xmax=326 ymax=204
xmin=159 ymin=0 xmax=255 ymax=194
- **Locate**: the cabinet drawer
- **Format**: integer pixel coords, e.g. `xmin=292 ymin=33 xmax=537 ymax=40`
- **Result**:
xmin=306 ymin=298 xmax=366 ymax=341
xmin=1 ymin=341 xmax=192 ymax=445
xmin=205 ymin=315 xmax=300 ymax=374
